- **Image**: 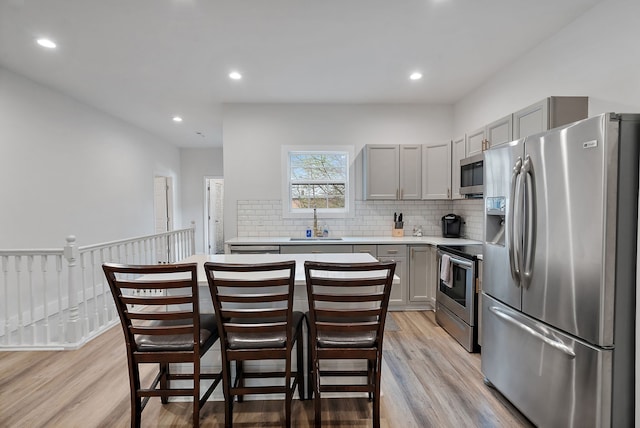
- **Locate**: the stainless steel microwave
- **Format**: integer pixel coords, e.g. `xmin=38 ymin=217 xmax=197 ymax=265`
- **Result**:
xmin=460 ymin=153 xmax=483 ymax=196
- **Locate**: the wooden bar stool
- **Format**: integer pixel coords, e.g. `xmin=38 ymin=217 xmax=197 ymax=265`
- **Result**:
xmin=203 ymin=260 xmax=305 ymax=428
xmin=102 ymin=262 xmax=222 ymax=428
xmin=304 ymin=261 xmax=396 ymax=428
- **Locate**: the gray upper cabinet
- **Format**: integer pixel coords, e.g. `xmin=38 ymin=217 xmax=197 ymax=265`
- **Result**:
xmin=363 ymin=144 xmax=421 ymax=200
xmin=422 ymin=141 xmax=451 ymax=200
xmin=468 ymin=114 xmax=513 ymax=156
xmin=485 ymin=114 xmax=513 ymax=149
xmin=451 ymin=136 xmax=466 ymax=200
xmin=466 ymin=127 xmax=485 ymax=157
xmin=363 ymin=145 xmax=399 ymax=199
xmin=399 ymin=145 xmax=422 ymax=199
xmin=513 ymin=96 xmax=588 ymax=140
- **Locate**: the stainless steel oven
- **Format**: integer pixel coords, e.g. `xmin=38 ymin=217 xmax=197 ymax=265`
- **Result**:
xmin=435 ymin=244 xmax=482 ymax=352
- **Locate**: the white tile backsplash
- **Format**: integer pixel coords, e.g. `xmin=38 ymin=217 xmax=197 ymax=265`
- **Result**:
xmin=237 ymin=198 xmax=484 ymax=240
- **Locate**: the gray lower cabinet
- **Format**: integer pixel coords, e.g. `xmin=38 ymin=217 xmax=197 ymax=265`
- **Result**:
xmin=279 ymin=244 xmax=353 ymax=254
xmin=377 ymin=245 xmax=407 ymax=308
xmin=408 ymin=245 xmax=436 ymax=308
xmin=353 ymin=244 xmax=377 ymax=257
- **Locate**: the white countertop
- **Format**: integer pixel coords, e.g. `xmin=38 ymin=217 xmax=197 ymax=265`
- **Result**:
xmin=226 ymin=236 xmax=481 ymax=246
xmin=179 ymin=252 xmax=396 ymax=285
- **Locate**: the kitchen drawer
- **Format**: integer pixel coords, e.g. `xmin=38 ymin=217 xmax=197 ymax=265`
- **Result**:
xmin=279 ymin=244 xmax=353 ymax=254
xmin=377 ymin=245 xmax=407 ymax=257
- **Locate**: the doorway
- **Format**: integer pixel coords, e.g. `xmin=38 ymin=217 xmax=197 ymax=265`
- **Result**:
xmin=205 ymin=178 xmax=224 ymax=254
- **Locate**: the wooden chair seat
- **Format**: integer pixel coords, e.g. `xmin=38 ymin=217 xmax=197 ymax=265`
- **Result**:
xmin=227 ymin=312 xmax=305 ymax=349
xmin=135 ymin=314 xmax=218 ymax=352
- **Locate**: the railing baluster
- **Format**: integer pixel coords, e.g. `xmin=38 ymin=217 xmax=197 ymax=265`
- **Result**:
xmin=2 ymin=256 xmax=9 ymax=345
xmin=56 ymin=254 xmax=64 ymax=343
xmin=14 ymin=256 xmax=23 ymax=345
xmin=79 ymin=251 xmax=88 ymax=338
xmin=41 ymin=255 xmax=50 ymax=344
xmin=90 ymin=250 xmax=99 ymax=333
xmin=27 ymin=255 xmax=36 ymax=344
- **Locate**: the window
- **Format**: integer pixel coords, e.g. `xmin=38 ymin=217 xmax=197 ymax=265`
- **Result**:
xmin=282 ymin=146 xmax=354 ymax=218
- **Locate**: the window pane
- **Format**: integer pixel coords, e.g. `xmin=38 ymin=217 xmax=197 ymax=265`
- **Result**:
xmin=290 ymin=153 xmax=347 ymax=181
xmin=291 ymin=184 xmax=345 ymax=209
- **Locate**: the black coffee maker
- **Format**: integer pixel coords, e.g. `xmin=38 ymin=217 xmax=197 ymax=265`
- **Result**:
xmin=441 ymin=214 xmax=462 ymax=238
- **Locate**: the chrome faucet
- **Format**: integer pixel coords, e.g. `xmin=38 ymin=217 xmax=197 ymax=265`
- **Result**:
xmin=313 ymin=208 xmax=321 ymax=237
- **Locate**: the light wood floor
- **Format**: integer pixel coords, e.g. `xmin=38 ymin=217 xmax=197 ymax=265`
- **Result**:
xmin=0 ymin=311 xmax=533 ymax=427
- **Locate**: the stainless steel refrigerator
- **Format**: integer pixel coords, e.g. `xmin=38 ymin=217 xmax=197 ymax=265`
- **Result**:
xmin=481 ymin=113 xmax=638 ymax=427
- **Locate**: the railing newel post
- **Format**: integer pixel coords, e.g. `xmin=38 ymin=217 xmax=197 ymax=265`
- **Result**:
xmin=64 ymin=235 xmax=80 ymax=344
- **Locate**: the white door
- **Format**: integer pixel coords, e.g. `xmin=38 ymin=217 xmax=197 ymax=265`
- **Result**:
xmin=205 ymin=178 xmax=224 ymax=254
xmin=154 ymin=176 xmax=173 ymax=262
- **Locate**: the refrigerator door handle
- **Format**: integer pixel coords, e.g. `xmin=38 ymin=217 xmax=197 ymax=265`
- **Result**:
xmin=489 ymin=305 xmax=576 ymax=359
xmin=522 ymin=155 xmax=536 ymax=288
xmin=508 ymin=157 xmax=523 ymax=283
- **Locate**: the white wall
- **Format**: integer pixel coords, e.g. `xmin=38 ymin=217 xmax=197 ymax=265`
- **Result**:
xmin=222 ymin=103 xmax=454 ymax=239
xmin=180 ymin=148 xmax=224 ymax=252
xmin=0 ymin=67 xmax=182 ymax=248
xmin=453 ymin=0 xmax=640 ymax=135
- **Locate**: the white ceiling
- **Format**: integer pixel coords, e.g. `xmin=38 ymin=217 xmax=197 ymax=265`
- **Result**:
xmin=0 ymin=0 xmax=601 ymax=148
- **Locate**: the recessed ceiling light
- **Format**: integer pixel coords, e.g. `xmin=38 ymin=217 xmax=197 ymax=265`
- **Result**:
xmin=172 ymin=116 xmax=183 ymax=123
xmin=36 ymin=38 xmax=57 ymax=49
xmin=409 ymin=72 xmax=423 ymax=81
xmin=229 ymin=71 xmax=242 ymax=80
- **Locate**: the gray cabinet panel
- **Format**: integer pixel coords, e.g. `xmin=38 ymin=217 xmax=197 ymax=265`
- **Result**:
xmin=486 ymin=114 xmax=513 ymax=149
xmin=377 ymin=245 xmax=407 ymax=307
xmin=408 ymin=245 xmax=436 ymax=304
xmin=466 ymin=127 xmax=485 ymax=157
xmin=422 ymin=142 xmax=451 ymax=200
xmin=279 ymin=245 xmax=353 ymax=254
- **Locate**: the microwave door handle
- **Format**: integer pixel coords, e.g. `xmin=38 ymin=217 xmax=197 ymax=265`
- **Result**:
xmin=508 ymin=157 xmax=522 ymax=282
xmin=522 ymin=155 xmax=536 ymax=289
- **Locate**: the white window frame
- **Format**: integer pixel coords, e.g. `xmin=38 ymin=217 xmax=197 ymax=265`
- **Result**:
xmin=281 ymin=145 xmax=355 ymax=219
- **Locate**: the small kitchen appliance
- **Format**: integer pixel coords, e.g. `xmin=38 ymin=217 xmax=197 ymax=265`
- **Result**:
xmin=441 ymin=214 xmax=462 ymax=238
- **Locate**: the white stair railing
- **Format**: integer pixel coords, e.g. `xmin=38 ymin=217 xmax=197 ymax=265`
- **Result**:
xmin=0 ymin=224 xmax=196 ymax=350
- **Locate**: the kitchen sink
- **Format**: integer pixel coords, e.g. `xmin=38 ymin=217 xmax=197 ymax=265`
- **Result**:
xmin=289 ymin=237 xmax=343 ymax=241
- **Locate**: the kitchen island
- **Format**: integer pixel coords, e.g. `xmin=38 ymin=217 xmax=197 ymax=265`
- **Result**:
xmin=167 ymin=252 xmax=395 ymax=401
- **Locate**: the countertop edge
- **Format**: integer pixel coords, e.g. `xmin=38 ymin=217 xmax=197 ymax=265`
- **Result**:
xmin=226 ymin=236 xmax=482 ymax=246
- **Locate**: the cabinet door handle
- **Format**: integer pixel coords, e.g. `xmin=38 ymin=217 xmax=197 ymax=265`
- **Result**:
xmin=386 ymin=250 xmax=398 ymax=254
xmin=396 ymin=189 xmax=399 ymax=199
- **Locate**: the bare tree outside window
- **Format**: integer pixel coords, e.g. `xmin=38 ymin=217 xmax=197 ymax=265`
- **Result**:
xmin=289 ymin=152 xmax=348 ymax=210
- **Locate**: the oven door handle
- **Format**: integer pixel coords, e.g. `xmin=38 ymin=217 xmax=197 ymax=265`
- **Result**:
xmin=441 ymin=254 xmax=473 ymax=269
